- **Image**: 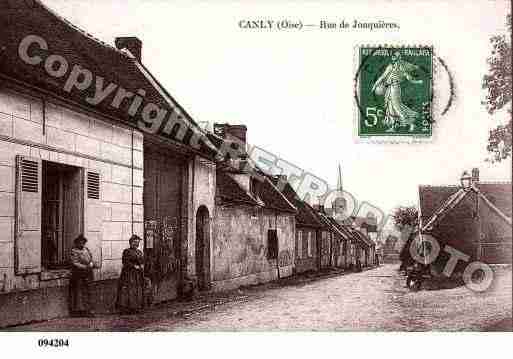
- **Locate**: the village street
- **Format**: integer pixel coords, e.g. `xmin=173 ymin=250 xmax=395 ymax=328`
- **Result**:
xmin=139 ymin=264 xmax=512 ymax=331
xmin=13 ymin=264 xmax=512 ymax=331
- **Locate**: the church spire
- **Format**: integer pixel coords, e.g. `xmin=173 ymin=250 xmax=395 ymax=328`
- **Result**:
xmin=337 ymin=163 xmax=343 ymax=192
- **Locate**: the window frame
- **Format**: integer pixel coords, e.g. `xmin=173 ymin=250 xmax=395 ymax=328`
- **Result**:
xmin=40 ymin=160 xmax=85 ymax=271
xmin=267 ymin=228 xmax=278 ymax=260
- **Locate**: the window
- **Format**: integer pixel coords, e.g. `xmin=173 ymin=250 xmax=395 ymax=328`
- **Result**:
xmin=267 ymin=229 xmax=278 ymax=259
xmin=307 ymin=231 xmax=313 ymax=257
xmin=297 ymin=231 xmax=303 ymax=259
xmin=16 ymin=155 xmax=102 ymax=275
xmin=41 ymin=161 xmax=83 ymax=269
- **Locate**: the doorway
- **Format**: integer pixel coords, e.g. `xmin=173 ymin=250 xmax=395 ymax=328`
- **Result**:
xmin=143 ymin=144 xmax=185 ymax=302
xmin=195 ymin=206 xmax=210 ymax=290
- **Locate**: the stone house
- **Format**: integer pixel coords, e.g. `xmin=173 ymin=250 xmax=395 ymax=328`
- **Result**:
xmin=339 ymin=224 xmax=358 ymax=269
xmin=272 ymin=179 xmax=326 ymax=274
xmin=314 ymin=206 xmax=358 ymax=270
xmin=419 ymin=168 xmax=512 ymax=269
xmin=357 ymin=230 xmax=376 ymax=267
xmin=325 ymin=217 xmax=350 ymax=269
xmin=0 ymin=1 xmax=218 ymax=326
xmin=209 ymin=124 xmax=297 ymax=291
xmin=340 ymin=224 xmax=375 ymax=268
xmin=312 ymin=207 xmax=336 ymax=269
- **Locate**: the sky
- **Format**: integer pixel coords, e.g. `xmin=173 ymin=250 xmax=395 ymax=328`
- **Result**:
xmin=42 ymin=0 xmax=511 ymax=215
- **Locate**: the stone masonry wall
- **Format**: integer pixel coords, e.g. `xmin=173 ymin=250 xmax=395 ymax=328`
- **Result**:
xmin=212 ymin=206 xmax=295 ymax=291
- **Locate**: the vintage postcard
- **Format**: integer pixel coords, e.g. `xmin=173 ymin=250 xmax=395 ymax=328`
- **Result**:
xmin=0 ymin=0 xmax=511 ymax=357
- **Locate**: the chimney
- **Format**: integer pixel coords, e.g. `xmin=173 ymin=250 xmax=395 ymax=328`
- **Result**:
xmin=214 ymin=123 xmax=247 ymax=144
xmin=213 ymin=123 xmax=247 ymax=158
xmin=226 ymin=124 xmax=247 ymax=145
xmin=471 ymin=168 xmax=479 ymax=184
xmin=115 ymin=37 xmax=142 ymax=62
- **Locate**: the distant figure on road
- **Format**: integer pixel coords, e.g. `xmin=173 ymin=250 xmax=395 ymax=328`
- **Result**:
xmin=69 ymin=234 xmax=94 ymax=317
xmin=116 ymin=235 xmax=145 ymax=314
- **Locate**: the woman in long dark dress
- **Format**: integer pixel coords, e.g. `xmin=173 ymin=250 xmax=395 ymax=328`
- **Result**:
xmin=116 ymin=235 xmax=145 ymax=314
xmin=69 ymin=234 xmax=94 ymax=317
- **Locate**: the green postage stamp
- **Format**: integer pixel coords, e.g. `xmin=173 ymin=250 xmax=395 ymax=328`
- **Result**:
xmin=354 ymin=46 xmax=434 ymax=141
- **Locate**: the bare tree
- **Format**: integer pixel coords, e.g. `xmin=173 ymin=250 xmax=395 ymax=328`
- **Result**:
xmin=483 ymin=14 xmax=512 ymax=162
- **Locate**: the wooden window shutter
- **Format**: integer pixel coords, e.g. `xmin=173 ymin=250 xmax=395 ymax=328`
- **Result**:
xmin=15 ymin=155 xmax=42 ymax=274
xmin=83 ymin=170 xmax=102 ymax=267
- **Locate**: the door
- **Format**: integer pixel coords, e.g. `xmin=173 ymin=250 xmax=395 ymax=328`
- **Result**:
xmin=195 ymin=206 xmax=210 ymax=290
xmin=143 ymin=144 xmax=185 ymax=301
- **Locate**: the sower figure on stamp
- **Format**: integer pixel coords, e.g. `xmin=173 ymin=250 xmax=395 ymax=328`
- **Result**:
xmin=371 ymin=51 xmax=423 ymax=132
xmin=69 ymin=234 xmax=95 ymax=317
xmin=116 ymin=235 xmax=145 ymax=314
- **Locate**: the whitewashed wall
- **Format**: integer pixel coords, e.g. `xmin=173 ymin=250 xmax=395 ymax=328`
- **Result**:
xmin=186 ymin=156 xmax=216 ymax=278
xmin=0 ymin=87 xmax=144 ymax=292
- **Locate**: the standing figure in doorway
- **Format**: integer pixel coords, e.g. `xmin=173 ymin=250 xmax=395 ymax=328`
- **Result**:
xmin=69 ymin=234 xmax=95 ymax=317
xmin=116 ymin=235 xmax=145 ymax=314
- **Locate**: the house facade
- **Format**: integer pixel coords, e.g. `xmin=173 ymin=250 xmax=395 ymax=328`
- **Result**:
xmin=314 ymin=208 xmax=335 ymax=270
xmin=276 ymin=179 xmax=324 ymax=274
xmin=0 ymin=84 xmax=145 ymax=326
xmin=419 ymin=168 xmax=512 ymax=271
xmin=0 ymin=1 xmax=217 ymax=326
xmin=327 ymin=217 xmax=351 ymax=268
xmin=209 ymin=124 xmax=297 ymax=291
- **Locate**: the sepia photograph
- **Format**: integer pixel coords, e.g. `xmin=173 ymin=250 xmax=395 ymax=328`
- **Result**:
xmin=0 ymin=0 xmax=511 ymax=356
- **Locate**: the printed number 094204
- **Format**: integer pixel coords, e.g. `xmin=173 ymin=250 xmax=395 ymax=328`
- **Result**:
xmin=38 ymin=338 xmax=69 ymax=347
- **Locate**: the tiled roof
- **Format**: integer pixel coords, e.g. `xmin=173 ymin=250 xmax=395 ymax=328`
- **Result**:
xmin=316 ymin=211 xmax=336 ymax=230
xmin=477 ymin=183 xmax=512 ymax=218
xmin=272 ymin=179 xmax=326 ymax=228
xmin=419 ymin=182 xmax=512 ymax=232
xmin=216 ymin=171 xmax=297 ymax=213
xmin=352 ymin=229 xmax=375 ymax=248
xmin=337 ymin=223 xmax=374 ymax=247
xmin=0 ymin=1 xmax=215 ymax=156
xmin=253 ymin=176 xmax=297 ymax=214
xmin=421 ymin=188 xmax=469 ymax=231
xmin=339 ymin=224 xmax=358 ymax=241
xmin=326 ymin=217 xmax=351 ymax=240
xmin=216 ymin=171 xmax=258 ymax=206
xmin=419 ymin=185 xmax=461 ymax=223
xmin=342 ymin=216 xmax=378 ymax=232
